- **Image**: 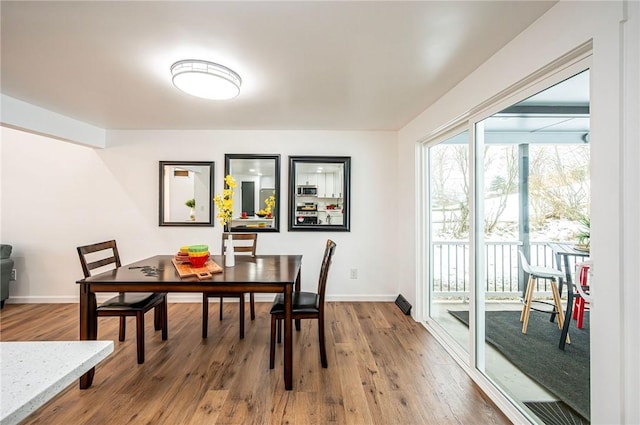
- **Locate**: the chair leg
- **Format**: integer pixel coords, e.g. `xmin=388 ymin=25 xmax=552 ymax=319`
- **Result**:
xmin=318 ymin=315 xmax=327 ymax=368
xmin=239 ymin=295 xmax=245 ymax=339
xmin=269 ymin=315 xmax=277 ymax=369
xmin=119 ymin=317 xmax=126 ymax=341
xmin=550 ymin=280 xmax=570 ymax=344
xmin=136 ymin=312 xmax=145 ymax=364
xmin=154 ymin=305 xmax=161 ymax=331
xmin=521 ymin=276 xmax=535 ymax=333
xmin=576 ymin=298 xmax=586 ymax=329
xmin=250 ymin=293 xmax=256 ymax=320
xmin=161 ymin=296 xmax=168 ymax=340
xmin=202 ymin=293 xmax=209 ymax=339
xmin=520 ymin=276 xmax=532 ymax=322
xmin=219 ymin=297 xmax=224 ymax=320
xmin=277 ymin=319 xmax=282 ymax=344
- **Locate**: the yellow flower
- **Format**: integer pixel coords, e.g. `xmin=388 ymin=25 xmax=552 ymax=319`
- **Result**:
xmin=264 ymin=194 xmax=276 ymax=214
xmin=214 ymin=174 xmax=236 ymax=227
xmin=224 ymin=175 xmax=237 ymax=189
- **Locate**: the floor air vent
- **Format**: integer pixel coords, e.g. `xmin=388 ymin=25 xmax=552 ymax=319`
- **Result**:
xmin=395 ymin=294 xmax=412 ymax=315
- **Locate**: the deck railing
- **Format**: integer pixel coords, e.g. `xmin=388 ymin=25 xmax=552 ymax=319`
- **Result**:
xmin=432 ymin=240 xmax=581 ymax=298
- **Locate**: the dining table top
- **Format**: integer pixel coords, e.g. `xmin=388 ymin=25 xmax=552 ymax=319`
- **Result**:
xmin=76 ymin=254 xmax=303 ymax=288
xmin=546 ymin=242 xmax=590 ymax=257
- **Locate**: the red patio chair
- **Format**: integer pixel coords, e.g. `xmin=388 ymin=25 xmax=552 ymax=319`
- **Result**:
xmin=572 ymin=263 xmax=591 ymax=329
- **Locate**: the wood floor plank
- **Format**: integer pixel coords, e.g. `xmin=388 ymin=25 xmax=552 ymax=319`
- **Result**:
xmin=188 ymin=389 xmax=230 ymax=425
xmin=336 ymin=342 xmax=376 ymax=424
xmin=0 ymin=302 xmax=511 ymax=425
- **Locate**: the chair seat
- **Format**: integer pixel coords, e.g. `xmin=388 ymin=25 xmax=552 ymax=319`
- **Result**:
xmin=99 ymin=292 xmax=165 ymax=310
xmin=528 ymin=264 xmax=565 ymax=279
xmin=270 ymin=292 xmax=319 ymax=315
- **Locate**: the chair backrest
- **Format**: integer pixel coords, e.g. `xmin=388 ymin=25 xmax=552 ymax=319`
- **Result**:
xmin=576 ymin=260 xmax=593 ymax=303
xmin=518 ymin=250 xmax=532 ymax=275
xmin=317 ymin=240 xmax=337 ymax=303
xmin=221 ymin=233 xmax=257 ymax=256
xmin=77 ymin=240 xmax=121 ymax=278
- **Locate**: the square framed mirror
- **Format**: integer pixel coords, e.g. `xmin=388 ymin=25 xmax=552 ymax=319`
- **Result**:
xmin=225 ymin=154 xmax=281 ymax=232
xmin=159 ymin=161 xmax=214 ymax=226
xmin=288 ymin=156 xmax=350 ymax=231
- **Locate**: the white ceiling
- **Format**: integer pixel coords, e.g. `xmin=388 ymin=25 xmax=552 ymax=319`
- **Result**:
xmin=1 ymin=1 xmax=557 ymax=131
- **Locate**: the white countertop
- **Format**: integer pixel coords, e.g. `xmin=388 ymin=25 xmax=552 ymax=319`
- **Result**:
xmin=230 ymin=217 xmax=274 ymax=228
xmin=0 ymin=341 xmax=113 ymax=425
xmin=232 ymin=216 xmax=273 ymax=222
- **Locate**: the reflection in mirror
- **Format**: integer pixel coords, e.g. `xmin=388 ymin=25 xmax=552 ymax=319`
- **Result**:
xmin=159 ymin=161 xmax=214 ymax=226
xmin=288 ymin=156 xmax=350 ymax=232
xmin=225 ymin=154 xmax=281 ymax=232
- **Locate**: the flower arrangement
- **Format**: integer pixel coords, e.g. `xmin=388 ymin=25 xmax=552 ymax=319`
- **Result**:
xmin=185 ymin=198 xmax=196 ymax=221
xmin=257 ymin=194 xmax=276 ymax=218
xmin=213 ymin=174 xmax=236 ymax=231
xmin=264 ymin=194 xmax=276 ymax=216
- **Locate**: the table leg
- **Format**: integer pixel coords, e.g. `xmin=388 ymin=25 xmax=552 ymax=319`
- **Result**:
xmin=559 ymin=289 xmax=573 ymax=350
xmin=79 ymin=284 xmax=97 ymax=389
xmin=550 ymin=252 xmax=563 ymax=323
xmin=284 ymin=283 xmax=293 ymax=390
xmin=562 ymin=254 xmax=573 ymax=291
xmin=558 ymin=254 xmax=574 ymax=350
xmin=294 ymin=269 xmax=301 ymax=332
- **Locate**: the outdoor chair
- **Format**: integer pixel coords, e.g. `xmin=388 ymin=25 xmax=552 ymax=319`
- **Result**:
xmin=572 ymin=262 xmax=592 ymax=329
xmin=518 ymin=250 xmax=569 ymax=344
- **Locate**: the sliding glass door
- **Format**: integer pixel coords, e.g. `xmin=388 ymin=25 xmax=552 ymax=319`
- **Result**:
xmin=474 ymin=70 xmax=591 ymax=423
xmin=427 ymin=130 xmax=470 ymax=354
xmin=423 ymin=67 xmax=591 ymax=424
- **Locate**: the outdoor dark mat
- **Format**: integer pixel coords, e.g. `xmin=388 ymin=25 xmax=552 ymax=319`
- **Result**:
xmin=524 ymin=401 xmax=589 ymax=425
xmin=448 ymin=310 xmax=590 ymax=421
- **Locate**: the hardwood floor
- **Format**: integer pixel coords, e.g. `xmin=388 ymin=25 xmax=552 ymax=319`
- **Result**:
xmin=0 ymin=302 xmax=510 ymax=424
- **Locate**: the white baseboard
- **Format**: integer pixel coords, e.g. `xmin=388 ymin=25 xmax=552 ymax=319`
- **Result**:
xmin=6 ymin=296 xmax=80 ymax=304
xmin=325 ymin=294 xmax=397 ymax=302
xmin=6 ymin=293 xmax=399 ymax=304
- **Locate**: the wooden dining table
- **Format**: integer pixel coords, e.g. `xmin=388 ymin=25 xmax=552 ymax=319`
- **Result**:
xmin=77 ymin=254 xmax=302 ymax=390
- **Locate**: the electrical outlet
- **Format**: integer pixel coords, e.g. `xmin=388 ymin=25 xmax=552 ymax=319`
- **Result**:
xmin=10 ymin=269 xmax=17 ymax=281
xmin=349 ymin=268 xmax=358 ymax=279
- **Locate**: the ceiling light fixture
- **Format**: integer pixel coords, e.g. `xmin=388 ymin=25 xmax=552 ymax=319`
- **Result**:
xmin=170 ymin=60 xmax=241 ymax=100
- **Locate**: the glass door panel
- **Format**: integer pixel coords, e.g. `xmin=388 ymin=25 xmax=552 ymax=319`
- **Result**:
xmin=428 ymin=130 xmax=470 ymax=353
xmin=475 ymin=70 xmax=591 ymax=423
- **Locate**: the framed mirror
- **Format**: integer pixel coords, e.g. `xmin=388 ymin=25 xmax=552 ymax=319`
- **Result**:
xmin=159 ymin=161 xmax=214 ymax=226
xmin=288 ymin=156 xmax=351 ymax=232
xmin=225 ymin=154 xmax=281 ymax=232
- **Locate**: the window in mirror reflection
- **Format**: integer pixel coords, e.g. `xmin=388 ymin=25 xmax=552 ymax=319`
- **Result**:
xmin=159 ymin=161 xmax=214 ymax=226
xmin=289 ymin=156 xmax=350 ymax=231
xmin=225 ymin=154 xmax=281 ymax=232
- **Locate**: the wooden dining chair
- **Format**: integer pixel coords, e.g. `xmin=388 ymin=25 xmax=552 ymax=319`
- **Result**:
xmin=269 ymin=239 xmax=336 ymax=369
xmin=77 ymin=240 xmax=168 ymax=364
xmin=202 ymin=233 xmax=258 ymax=339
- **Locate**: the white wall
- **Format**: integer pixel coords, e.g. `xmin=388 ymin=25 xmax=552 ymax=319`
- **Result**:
xmin=398 ymin=1 xmax=639 ymax=423
xmin=1 ymin=127 xmax=399 ymax=303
